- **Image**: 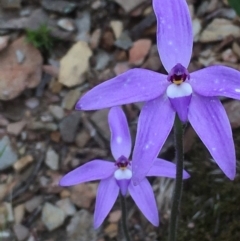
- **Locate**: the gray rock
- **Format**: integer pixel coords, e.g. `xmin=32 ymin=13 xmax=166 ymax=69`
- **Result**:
xmin=75 ymin=130 xmax=91 ymax=148
xmin=114 ymin=0 xmax=147 ymax=13
xmin=7 ymin=121 xmax=26 ymax=136
xmin=90 ymin=109 xmax=110 ymax=140
xmin=114 ymin=32 xmax=133 ymax=50
xmin=25 ymin=9 xmax=74 ymax=41
xmin=25 ymin=196 xmax=43 ymax=213
xmin=49 ymin=105 xmax=65 ymax=120
xmin=58 ymin=18 xmax=75 ymax=32
xmin=196 ymin=1 xmax=209 ymax=17
xmin=1 ymin=0 xmax=21 ymax=9
xmin=14 ymin=204 xmax=25 ymax=224
xmin=56 ymin=198 xmax=76 ymax=217
xmin=25 ymin=98 xmax=40 ymax=109
xmin=45 ymin=148 xmax=59 ymax=170
xmin=28 ymin=122 xmax=58 ymax=131
xmin=95 ymin=50 xmax=111 ymax=71
xmin=67 ymin=210 xmax=96 ymax=241
xmin=41 ymin=202 xmax=65 ymax=231
xmin=41 ymin=113 xmax=54 ymax=122
xmin=13 ymin=224 xmax=29 ymax=241
xmin=0 ymin=17 xmax=28 ymax=30
xmin=15 ymin=50 xmax=25 ymax=64
xmin=192 ymin=18 xmax=202 ymax=42
xmin=0 ymin=36 xmax=9 ymax=52
xmin=5 ymin=202 xmax=14 ymax=222
xmin=25 ymin=9 xmax=48 ymax=31
xmin=59 ymin=112 xmax=81 ymax=143
xmin=200 ymin=18 xmax=240 ymax=43
xmin=0 ymin=230 xmax=12 ymax=239
xmin=61 ymin=89 xmax=81 ymax=110
xmin=217 ymin=8 xmax=236 ymax=20
xmin=41 ymin=0 xmax=76 ymax=14
xmin=90 ymin=28 xmax=101 ymax=49
xmin=20 ymin=8 xmax=32 ymax=17
xmin=75 ymin=11 xmax=91 ymax=42
xmin=0 ymin=136 xmax=18 ymax=170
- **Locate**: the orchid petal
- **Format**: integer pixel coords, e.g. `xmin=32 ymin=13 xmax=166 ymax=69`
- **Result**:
xmin=108 ymin=107 xmax=132 ymax=160
xmin=128 ymin=178 xmax=159 ymax=226
xmin=76 ymin=69 xmax=168 ymax=110
xmin=94 ymin=176 xmax=119 ymax=229
xmin=168 ymin=95 xmax=192 ymax=122
xmin=132 ymin=96 xmax=175 ymax=185
xmin=116 ymin=179 xmax=131 ymax=196
xmin=189 ymin=65 xmax=240 ymax=100
xmin=188 ymin=94 xmax=236 ymax=180
xmin=153 ymin=0 xmax=193 ymax=72
xmin=146 ymin=158 xmax=190 ymax=179
xmin=59 ymin=160 xmax=115 ymax=186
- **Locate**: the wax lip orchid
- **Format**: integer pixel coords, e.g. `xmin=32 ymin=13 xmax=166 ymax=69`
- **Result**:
xmin=59 ymin=106 xmax=190 ymax=228
xmin=75 ymin=0 xmax=240 ymax=183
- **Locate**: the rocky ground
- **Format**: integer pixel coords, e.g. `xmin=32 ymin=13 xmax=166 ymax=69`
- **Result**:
xmin=0 ymin=0 xmax=240 ymax=240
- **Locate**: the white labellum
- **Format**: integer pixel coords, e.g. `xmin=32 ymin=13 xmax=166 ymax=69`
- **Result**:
xmin=114 ymin=169 xmax=132 ymax=180
xmin=167 ymin=82 xmax=192 ymax=98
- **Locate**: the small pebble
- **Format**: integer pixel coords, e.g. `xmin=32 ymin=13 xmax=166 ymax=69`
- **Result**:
xmin=25 ymin=196 xmax=43 ymax=213
xmin=45 ymin=148 xmax=59 ymax=171
xmin=15 ymin=50 xmax=25 ymax=64
xmin=62 ymin=89 xmax=81 ymax=110
xmin=14 ymin=204 xmax=25 ymax=224
xmin=41 ymin=202 xmax=65 ymax=231
xmin=13 ymin=224 xmax=29 ymax=241
xmin=0 ymin=36 xmax=9 ymax=52
xmin=110 ymin=20 xmax=123 ymax=39
xmin=7 ymin=121 xmax=26 ymax=136
xmin=49 ymin=105 xmax=65 ymax=120
xmin=56 ymin=198 xmax=76 ymax=217
xmin=25 ymin=98 xmax=40 ymax=109
xmin=0 ymin=136 xmax=18 ymax=171
xmin=58 ymin=18 xmax=75 ymax=32
xmin=13 ymin=155 xmax=34 ymax=172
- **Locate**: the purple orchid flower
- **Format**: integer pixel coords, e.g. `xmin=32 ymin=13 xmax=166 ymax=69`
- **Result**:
xmin=75 ymin=0 xmax=240 ymax=183
xmin=59 ymin=106 xmax=190 ymax=228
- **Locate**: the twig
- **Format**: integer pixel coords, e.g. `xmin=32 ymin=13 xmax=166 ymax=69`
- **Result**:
xmin=4 ymin=153 xmax=45 ymax=202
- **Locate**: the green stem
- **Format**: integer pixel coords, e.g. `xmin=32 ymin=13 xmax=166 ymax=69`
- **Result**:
xmin=120 ymin=194 xmax=132 ymax=241
xmin=169 ymin=115 xmax=184 ymax=241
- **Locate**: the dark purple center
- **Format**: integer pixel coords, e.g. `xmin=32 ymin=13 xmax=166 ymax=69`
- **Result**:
xmin=167 ymin=63 xmax=190 ymax=84
xmin=115 ymin=155 xmax=131 ymax=168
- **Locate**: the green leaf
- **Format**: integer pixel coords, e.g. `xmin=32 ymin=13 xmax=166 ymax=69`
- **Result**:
xmin=25 ymin=24 xmax=54 ymax=53
xmin=229 ymin=0 xmax=240 ymax=16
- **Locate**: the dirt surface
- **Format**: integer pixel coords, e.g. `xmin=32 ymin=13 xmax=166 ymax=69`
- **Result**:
xmin=0 ymin=0 xmax=240 ymax=240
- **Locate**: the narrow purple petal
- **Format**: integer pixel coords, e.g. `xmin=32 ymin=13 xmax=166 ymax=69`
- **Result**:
xmin=188 ymin=94 xmax=236 ymax=180
xmin=59 ymin=160 xmax=115 ymax=186
xmin=116 ymin=179 xmax=131 ymax=196
xmin=128 ymin=178 xmax=159 ymax=226
xmin=153 ymin=0 xmax=193 ymax=72
xmin=108 ymin=107 xmax=131 ymax=160
xmin=189 ymin=65 xmax=240 ymax=100
xmin=132 ymin=96 xmax=175 ymax=185
xmin=76 ymin=69 xmax=168 ymax=110
xmin=168 ymin=95 xmax=192 ymax=122
xmin=146 ymin=158 xmax=190 ymax=179
xmin=94 ymin=176 xmax=119 ymax=229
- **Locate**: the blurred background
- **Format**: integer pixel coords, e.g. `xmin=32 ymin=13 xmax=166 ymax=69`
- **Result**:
xmin=0 ymin=0 xmax=240 ymax=240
